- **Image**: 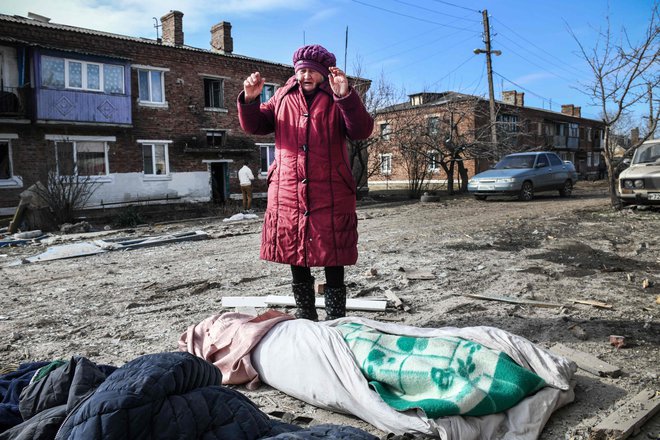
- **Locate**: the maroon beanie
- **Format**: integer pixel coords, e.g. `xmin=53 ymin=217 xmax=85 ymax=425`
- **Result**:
xmin=292 ymin=44 xmax=336 ymax=77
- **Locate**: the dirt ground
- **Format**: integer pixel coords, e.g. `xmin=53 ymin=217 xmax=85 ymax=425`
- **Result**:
xmin=1 ymin=181 xmax=659 ymax=439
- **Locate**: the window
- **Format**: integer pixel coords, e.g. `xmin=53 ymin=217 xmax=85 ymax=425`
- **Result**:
xmin=428 ymin=117 xmax=439 ymax=136
xmin=0 ymin=140 xmax=12 ymax=180
xmin=139 ymin=141 xmax=170 ymax=176
xmin=379 ymin=153 xmax=392 ymax=175
xmin=587 ymin=152 xmax=593 ymax=167
xmin=41 ymin=55 xmax=124 ymax=93
xmin=259 ymin=143 xmax=276 ymax=174
xmin=593 ymin=153 xmax=601 ymax=167
xmin=497 ymin=114 xmax=519 ymax=132
xmin=50 ymin=138 xmax=110 ymax=176
xmin=204 ymin=78 xmax=224 ymax=109
xmin=380 ymin=123 xmax=391 ymax=140
xmin=535 ymin=154 xmax=549 ymax=168
xmin=206 ymin=130 xmax=226 ymax=149
xmin=138 ymin=69 xmax=165 ymax=103
xmin=569 ymin=123 xmax=579 ymax=138
xmin=428 ymin=151 xmax=439 ymax=171
xmin=548 ymin=153 xmax=563 ymax=167
xmin=261 ymin=84 xmax=276 ymax=103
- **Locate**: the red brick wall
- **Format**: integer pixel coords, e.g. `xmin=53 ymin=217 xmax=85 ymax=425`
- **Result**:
xmin=0 ymin=18 xmax=295 ymax=210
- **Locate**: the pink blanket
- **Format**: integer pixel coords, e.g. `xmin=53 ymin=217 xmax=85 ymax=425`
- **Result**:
xmin=179 ymin=310 xmax=294 ymax=389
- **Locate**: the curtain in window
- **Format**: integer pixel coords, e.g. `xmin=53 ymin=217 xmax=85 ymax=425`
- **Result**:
xmin=104 ymin=65 xmax=124 ymax=93
xmin=68 ymin=61 xmax=83 ymax=88
xmin=150 ymin=71 xmax=163 ymax=102
xmin=154 ymin=144 xmax=166 ymax=174
xmin=76 ymin=141 xmax=106 ymax=175
xmin=87 ymin=64 xmax=100 ymax=90
xmin=41 ymin=56 xmax=65 ymax=88
xmin=138 ymin=71 xmax=150 ymax=101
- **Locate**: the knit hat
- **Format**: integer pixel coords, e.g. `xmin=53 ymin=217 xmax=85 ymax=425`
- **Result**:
xmin=292 ymin=44 xmax=336 ymax=77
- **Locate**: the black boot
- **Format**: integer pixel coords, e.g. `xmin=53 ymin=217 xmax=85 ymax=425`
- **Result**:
xmin=292 ymin=279 xmax=318 ymax=321
xmin=324 ymin=285 xmax=347 ymax=320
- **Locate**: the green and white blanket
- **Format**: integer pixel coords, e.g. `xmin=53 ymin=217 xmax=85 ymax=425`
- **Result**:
xmin=336 ymin=323 xmax=545 ymax=418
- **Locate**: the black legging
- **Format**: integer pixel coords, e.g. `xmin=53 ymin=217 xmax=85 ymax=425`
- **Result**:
xmin=291 ymin=265 xmax=344 ymax=288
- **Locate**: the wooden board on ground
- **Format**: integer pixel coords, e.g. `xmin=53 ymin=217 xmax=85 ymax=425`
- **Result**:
xmin=221 ymin=295 xmax=387 ymax=311
xmin=569 ymin=298 xmax=613 ymax=309
xmin=589 ymin=389 xmax=660 ymax=440
xmin=464 ymin=293 xmax=565 ymax=308
xmin=549 ymin=343 xmax=621 ymax=378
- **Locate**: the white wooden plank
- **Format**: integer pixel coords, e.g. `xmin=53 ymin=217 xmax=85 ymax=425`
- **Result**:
xmin=221 ymin=296 xmax=267 ymax=307
xmin=265 ymin=295 xmax=386 ymax=311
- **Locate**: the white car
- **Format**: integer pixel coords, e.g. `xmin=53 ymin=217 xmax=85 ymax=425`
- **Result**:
xmin=617 ymin=140 xmax=660 ymax=206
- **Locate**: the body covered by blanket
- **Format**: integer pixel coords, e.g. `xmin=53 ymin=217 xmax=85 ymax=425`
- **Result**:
xmin=251 ymin=316 xmax=577 ymax=440
xmin=336 ymin=322 xmax=545 ymax=418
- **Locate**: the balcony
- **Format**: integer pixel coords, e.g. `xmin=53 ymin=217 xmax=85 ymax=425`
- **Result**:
xmin=0 ymin=86 xmax=31 ymax=118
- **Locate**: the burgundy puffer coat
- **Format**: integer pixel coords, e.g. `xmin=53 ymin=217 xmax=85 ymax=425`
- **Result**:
xmin=238 ymin=76 xmax=374 ymax=267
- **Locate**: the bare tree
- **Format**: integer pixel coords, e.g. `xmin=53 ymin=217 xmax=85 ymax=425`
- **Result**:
xmin=349 ymin=64 xmax=405 ymax=196
xmin=30 ymin=143 xmax=101 ymax=227
xmin=569 ymin=3 xmax=660 ymax=207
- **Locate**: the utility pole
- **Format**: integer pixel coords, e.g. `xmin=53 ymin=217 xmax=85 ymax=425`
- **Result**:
xmin=474 ymin=9 xmax=501 ymax=158
xmin=649 ymin=83 xmax=654 ymax=139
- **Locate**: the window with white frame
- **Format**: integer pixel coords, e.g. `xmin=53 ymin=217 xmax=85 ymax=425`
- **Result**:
xmin=139 ymin=141 xmax=170 ymax=176
xmin=259 ymin=143 xmax=276 ymax=175
xmin=587 ymin=152 xmax=593 ymax=167
xmin=261 ymin=84 xmax=276 ymax=103
xmin=41 ymin=55 xmax=124 ymax=93
xmin=380 ymin=123 xmax=391 ymax=140
xmin=569 ymin=123 xmax=579 ymax=138
xmin=137 ymin=68 xmax=165 ymax=104
xmin=594 ymin=153 xmax=601 ymax=167
xmin=379 ymin=153 xmax=392 ymax=175
xmin=47 ymin=136 xmax=111 ymax=176
xmin=427 ymin=150 xmax=439 ymax=171
xmin=204 ymin=78 xmax=224 ymax=109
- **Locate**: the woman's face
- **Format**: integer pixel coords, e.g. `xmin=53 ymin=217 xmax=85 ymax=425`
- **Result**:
xmin=296 ymin=68 xmax=324 ymax=94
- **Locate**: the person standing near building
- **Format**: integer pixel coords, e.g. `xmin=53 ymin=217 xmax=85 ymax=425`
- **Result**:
xmin=237 ymin=44 xmax=373 ymax=321
xmin=238 ymin=161 xmax=255 ymax=212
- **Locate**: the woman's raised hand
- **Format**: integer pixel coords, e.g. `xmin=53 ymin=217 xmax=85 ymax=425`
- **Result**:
xmin=244 ymin=72 xmax=265 ymax=103
xmin=328 ymin=66 xmax=349 ymax=98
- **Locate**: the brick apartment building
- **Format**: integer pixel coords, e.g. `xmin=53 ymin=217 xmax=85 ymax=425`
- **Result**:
xmin=369 ymin=90 xmax=606 ymax=190
xmin=0 ymin=10 xmax=297 ymax=220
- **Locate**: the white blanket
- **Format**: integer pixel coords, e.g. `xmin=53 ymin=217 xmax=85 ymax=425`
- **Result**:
xmin=252 ymin=317 xmax=576 ymax=439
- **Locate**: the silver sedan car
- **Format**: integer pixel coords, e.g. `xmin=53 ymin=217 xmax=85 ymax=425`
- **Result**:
xmin=468 ymin=152 xmax=578 ymax=201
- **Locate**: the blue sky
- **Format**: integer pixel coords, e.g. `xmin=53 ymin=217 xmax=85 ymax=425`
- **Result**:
xmin=2 ymin=0 xmax=656 ymax=120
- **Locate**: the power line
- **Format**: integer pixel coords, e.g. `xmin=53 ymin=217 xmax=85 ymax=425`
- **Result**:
xmin=374 ymin=32 xmax=478 ymax=77
xmin=428 ymin=0 xmax=481 ymax=13
xmin=492 ymin=70 xmax=553 ymax=105
xmin=427 ymin=54 xmax=479 ymax=89
xmin=495 ymin=40 xmax=578 ymax=84
xmin=368 ymin=30 xmax=478 ymax=66
xmin=496 ymin=31 xmax=588 ymax=80
xmin=492 ymin=17 xmax=585 ymax=76
xmin=391 ymin=0 xmax=481 ymax=22
xmin=351 ymin=0 xmax=480 ymax=32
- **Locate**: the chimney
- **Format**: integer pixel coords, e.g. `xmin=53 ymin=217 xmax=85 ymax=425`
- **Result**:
xmin=631 ymin=127 xmax=640 ymax=145
xmin=561 ymin=104 xmax=575 ymax=116
xmin=573 ymin=106 xmax=581 ymax=118
xmin=501 ymin=90 xmax=524 ymax=107
xmin=161 ymin=10 xmax=184 ymax=46
xmin=210 ymin=21 xmax=233 ymax=54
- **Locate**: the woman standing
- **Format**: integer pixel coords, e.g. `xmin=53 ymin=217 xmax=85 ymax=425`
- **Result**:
xmin=238 ymin=44 xmax=373 ymax=321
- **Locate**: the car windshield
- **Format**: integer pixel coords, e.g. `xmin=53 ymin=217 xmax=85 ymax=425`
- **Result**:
xmin=632 ymin=143 xmax=660 ymax=165
xmin=494 ymin=154 xmax=537 ymax=169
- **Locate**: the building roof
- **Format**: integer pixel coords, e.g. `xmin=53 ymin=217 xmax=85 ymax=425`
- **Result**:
xmin=0 ymin=13 xmax=293 ymax=69
xmin=377 ymin=90 xmax=602 ymax=124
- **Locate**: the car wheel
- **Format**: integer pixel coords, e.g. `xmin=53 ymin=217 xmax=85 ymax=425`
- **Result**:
xmin=518 ymin=181 xmax=534 ymax=201
xmin=474 ymin=195 xmax=487 ymax=201
xmin=559 ymin=180 xmax=573 ymax=197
